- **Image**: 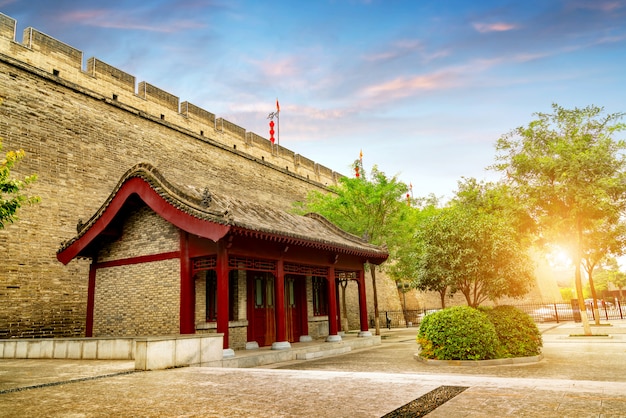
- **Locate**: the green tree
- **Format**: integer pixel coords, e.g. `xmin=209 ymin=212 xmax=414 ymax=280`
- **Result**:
xmin=453 ymin=177 xmax=536 ymax=242
xmin=494 ymin=104 xmax=626 ymax=334
xmin=1 ymin=141 xmax=38 ymax=228
xmin=594 ymin=259 xmax=626 ymax=301
xmin=581 ymin=219 xmax=626 ymax=324
xmin=387 ymin=202 xmax=442 ymax=305
xmin=414 ymin=201 xmax=534 ymax=307
xmin=296 ymin=164 xmax=408 ymax=335
xmin=610 ymin=271 xmax=626 ymax=301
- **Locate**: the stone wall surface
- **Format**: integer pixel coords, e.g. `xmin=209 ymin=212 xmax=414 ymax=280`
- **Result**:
xmin=0 ymin=12 xmax=401 ymax=338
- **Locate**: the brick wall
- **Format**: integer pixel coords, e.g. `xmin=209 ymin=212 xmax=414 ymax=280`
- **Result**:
xmin=93 ymin=206 xmax=180 ymax=337
xmin=94 ymin=260 xmax=180 ymax=336
xmin=0 ymin=12 xmax=401 ymax=338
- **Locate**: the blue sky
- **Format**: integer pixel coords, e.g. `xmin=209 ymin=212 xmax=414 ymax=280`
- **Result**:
xmin=2 ymin=0 xmax=625 ymax=200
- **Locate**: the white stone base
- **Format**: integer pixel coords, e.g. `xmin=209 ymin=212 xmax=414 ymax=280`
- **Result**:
xmin=223 ymin=348 xmax=235 ymax=358
xmin=299 ymin=335 xmax=313 ymax=342
xmin=271 ymin=341 xmax=291 ymax=350
xmin=325 ymin=335 xmax=342 ymax=342
xmin=245 ymin=341 xmax=259 ymax=350
xmin=358 ymin=331 xmax=372 ymax=338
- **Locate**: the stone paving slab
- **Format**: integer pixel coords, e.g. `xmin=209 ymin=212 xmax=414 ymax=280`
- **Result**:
xmin=1 ymin=367 xmax=626 ymax=417
xmin=0 ymin=321 xmax=625 ymax=417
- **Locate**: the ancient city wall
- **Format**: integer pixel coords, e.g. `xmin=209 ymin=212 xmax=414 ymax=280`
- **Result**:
xmin=0 ymin=13 xmax=401 ymax=338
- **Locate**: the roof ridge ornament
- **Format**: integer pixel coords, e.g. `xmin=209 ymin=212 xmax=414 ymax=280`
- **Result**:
xmin=201 ymin=187 xmax=212 ymax=208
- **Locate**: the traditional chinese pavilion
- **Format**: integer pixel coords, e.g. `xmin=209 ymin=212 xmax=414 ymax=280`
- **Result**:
xmin=57 ymin=163 xmax=388 ymax=352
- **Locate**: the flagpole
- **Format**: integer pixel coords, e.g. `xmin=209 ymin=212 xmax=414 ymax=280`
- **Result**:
xmin=276 ymin=98 xmax=280 ymax=146
xmin=267 ymin=99 xmax=280 ymax=147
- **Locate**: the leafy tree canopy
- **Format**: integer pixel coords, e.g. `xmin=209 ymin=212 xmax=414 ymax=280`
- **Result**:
xmin=295 ymin=165 xmax=409 ymax=251
xmin=414 ymin=190 xmax=534 ymax=307
xmin=493 ymin=104 xmax=626 ymax=239
xmin=493 ymin=103 xmax=626 ymax=333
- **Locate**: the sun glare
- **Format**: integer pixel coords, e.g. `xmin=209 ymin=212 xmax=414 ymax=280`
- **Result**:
xmin=547 ymin=246 xmax=573 ymax=269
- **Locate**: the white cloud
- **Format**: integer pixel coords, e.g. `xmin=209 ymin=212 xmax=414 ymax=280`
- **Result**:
xmin=472 ymin=22 xmax=519 ymax=33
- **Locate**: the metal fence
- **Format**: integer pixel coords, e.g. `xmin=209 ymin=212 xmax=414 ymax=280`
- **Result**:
xmin=376 ymin=300 xmax=626 ymax=329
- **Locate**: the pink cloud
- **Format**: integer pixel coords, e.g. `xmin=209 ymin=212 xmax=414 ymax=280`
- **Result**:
xmin=472 ymin=22 xmax=519 ymax=33
xmin=362 ymin=39 xmax=424 ymax=62
xmin=60 ymin=10 xmax=205 ymax=33
xmin=253 ymin=57 xmax=301 ymax=78
xmin=360 ymin=71 xmax=458 ymax=100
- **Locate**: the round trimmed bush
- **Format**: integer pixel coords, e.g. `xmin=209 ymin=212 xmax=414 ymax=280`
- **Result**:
xmin=480 ymin=305 xmax=542 ymax=358
xmin=417 ymin=306 xmax=500 ymax=360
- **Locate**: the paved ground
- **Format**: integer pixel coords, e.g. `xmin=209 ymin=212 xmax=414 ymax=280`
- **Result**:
xmin=1 ymin=321 xmax=625 ymax=417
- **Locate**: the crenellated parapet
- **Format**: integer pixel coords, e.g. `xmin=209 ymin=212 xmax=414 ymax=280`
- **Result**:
xmin=0 ymin=12 xmax=341 ymax=186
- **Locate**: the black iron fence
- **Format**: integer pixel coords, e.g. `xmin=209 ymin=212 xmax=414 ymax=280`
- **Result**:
xmin=376 ymin=300 xmax=626 ymax=329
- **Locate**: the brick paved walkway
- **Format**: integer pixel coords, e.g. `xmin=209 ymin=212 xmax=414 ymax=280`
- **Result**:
xmin=1 ymin=321 xmax=625 ymax=417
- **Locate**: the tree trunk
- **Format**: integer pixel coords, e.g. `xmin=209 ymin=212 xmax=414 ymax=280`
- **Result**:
xmin=588 ymin=273 xmax=601 ymax=326
xmin=439 ymin=287 xmax=447 ymax=309
xmin=575 ymin=224 xmax=592 ymax=335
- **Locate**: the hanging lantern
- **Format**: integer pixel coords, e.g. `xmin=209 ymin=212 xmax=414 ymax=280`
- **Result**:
xmin=269 ymin=120 xmax=275 ymax=144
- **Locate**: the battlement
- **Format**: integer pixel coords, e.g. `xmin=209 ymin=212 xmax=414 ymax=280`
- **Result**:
xmin=0 ymin=12 xmax=341 ymax=186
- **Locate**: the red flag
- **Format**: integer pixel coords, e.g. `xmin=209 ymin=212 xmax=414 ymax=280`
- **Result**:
xmin=276 ymin=99 xmax=280 ymax=113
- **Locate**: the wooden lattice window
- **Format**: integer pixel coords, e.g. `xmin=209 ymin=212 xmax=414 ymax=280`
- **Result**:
xmin=284 ymin=263 xmax=328 ymax=276
xmin=312 ymin=276 xmax=328 ymax=316
xmin=228 ymin=256 xmax=276 ymax=272
xmin=205 ymin=270 xmax=237 ymax=322
xmin=193 ymin=256 xmax=217 ymax=273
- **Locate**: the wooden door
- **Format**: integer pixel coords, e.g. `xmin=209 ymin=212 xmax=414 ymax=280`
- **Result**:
xmin=249 ymin=273 xmax=275 ymax=347
xmin=285 ymin=275 xmax=306 ymax=343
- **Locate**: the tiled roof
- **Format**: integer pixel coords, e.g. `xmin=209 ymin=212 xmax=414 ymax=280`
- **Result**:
xmin=57 ymin=163 xmax=388 ymax=263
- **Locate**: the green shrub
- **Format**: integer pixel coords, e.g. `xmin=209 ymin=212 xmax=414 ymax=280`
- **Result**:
xmin=480 ymin=305 xmax=542 ymax=358
xmin=417 ymin=306 xmax=500 ymax=360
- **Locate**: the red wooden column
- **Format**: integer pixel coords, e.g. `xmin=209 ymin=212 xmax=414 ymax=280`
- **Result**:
xmin=357 ymin=269 xmax=372 ymax=336
xmin=326 ymin=266 xmax=341 ymax=341
xmin=85 ymin=263 xmax=97 ymax=337
xmin=272 ymin=259 xmax=290 ymax=349
xmin=298 ymin=279 xmax=310 ymax=339
xmin=216 ymin=242 xmax=230 ymax=349
xmin=179 ymin=231 xmax=195 ymax=334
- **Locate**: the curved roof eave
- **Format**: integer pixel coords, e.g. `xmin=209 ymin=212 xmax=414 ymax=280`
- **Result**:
xmin=57 ymin=163 xmax=389 ymax=266
xmin=56 ymin=176 xmax=231 ymax=265
xmin=229 ymin=226 xmax=388 ymax=264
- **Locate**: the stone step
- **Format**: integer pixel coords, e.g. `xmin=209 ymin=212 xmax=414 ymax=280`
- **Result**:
xmin=201 ymin=334 xmax=381 ymax=368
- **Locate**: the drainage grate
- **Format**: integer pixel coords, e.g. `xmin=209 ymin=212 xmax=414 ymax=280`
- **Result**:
xmin=381 ymin=385 xmax=468 ymax=417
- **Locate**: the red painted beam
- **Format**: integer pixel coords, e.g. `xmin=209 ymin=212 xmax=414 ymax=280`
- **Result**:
xmin=216 ymin=243 xmax=230 ymax=349
xmin=358 ymin=269 xmax=369 ymax=332
xmin=327 ymin=267 xmax=339 ymax=337
xmin=275 ymin=259 xmax=286 ymax=344
xmin=179 ymin=231 xmax=195 ymax=334
xmin=85 ymin=264 xmax=96 ymax=337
